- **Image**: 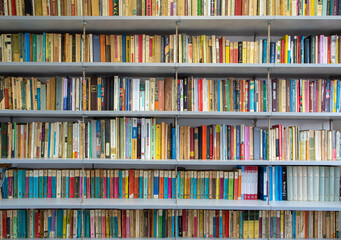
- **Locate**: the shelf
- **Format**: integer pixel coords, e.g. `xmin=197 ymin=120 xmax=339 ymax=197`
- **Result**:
xmin=0 ymin=198 xmax=81 ymax=209
xmin=179 ymin=111 xmax=270 ymax=119
xmin=0 ymin=110 xmax=83 ymax=118
xmin=270 ymin=201 xmax=341 ymax=211
xmin=83 ymin=111 xmax=178 ymax=118
xmin=272 ymin=63 xmax=341 ymax=78
xmin=0 ymin=158 xmax=83 ymax=165
xmin=83 ymin=62 xmax=176 ymax=76
xmin=0 ymin=62 xmax=84 ymax=76
xmin=82 ymin=199 xmax=176 ymax=209
xmin=0 ymin=16 xmax=84 ymax=32
xmin=84 ymin=159 xmax=177 ymax=169
xmin=177 ymin=199 xmax=270 ymax=210
xmin=178 ymin=160 xmax=269 ymax=167
xmin=270 ymin=160 xmax=341 ymax=166
xmin=271 ymin=112 xmax=341 ymax=120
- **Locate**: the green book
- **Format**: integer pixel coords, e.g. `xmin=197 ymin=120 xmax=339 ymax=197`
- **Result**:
xmin=55 ymin=77 xmax=62 ymax=110
xmin=197 ymin=0 xmax=202 ymax=15
xmin=158 ymin=210 xmax=162 ymax=238
xmin=41 ymin=84 xmax=46 ymax=111
xmin=32 ymin=34 xmax=37 ymax=62
xmin=228 ymin=172 xmax=234 ymax=200
xmin=151 ymin=118 xmax=155 ymax=159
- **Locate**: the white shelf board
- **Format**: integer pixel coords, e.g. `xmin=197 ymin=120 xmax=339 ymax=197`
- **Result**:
xmin=0 ymin=16 xmax=84 ymax=32
xmin=271 ymin=112 xmax=341 ymax=120
xmin=179 ymin=111 xmax=270 ymax=119
xmin=177 ymin=199 xmax=270 ymax=210
xmin=272 ymin=63 xmax=341 ymax=77
xmin=0 ymin=158 xmax=83 ymax=165
xmin=0 ymin=110 xmax=83 ymax=117
xmin=270 ymin=160 xmax=341 ymax=166
xmin=0 ymin=62 xmax=83 ymax=76
xmin=83 ymin=110 xmax=178 ymax=118
xmin=84 ymin=159 xmax=177 ymax=169
xmin=82 ymin=198 xmax=176 ymax=209
xmin=270 ymin=201 xmax=341 ymax=211
xmin=0 ymin=198 xmax=82 ymax=209
xmin=178 ymin=160 xmax=269 ymax=166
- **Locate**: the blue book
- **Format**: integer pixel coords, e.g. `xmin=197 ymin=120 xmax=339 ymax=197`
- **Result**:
xmin=48 ymin=211 xmax=52 ymax=236
xmin=24 ymin=33 xmax=30 ymax=62
xmin=171 ymin=213 xmax=175 ymax=237
xmin=205 ymin=173 xmax=209 ymax=199
xmin=292 ymin=211 xmax=296 ymax=238
xmin=57 ymin=210 xmax=63 ymax=238
xmin=43 ymin=33 xmax=46 ymax=62
xmin=33 ymin=170 xmax=39 ymax=198
xmin=37 ymin=85 xmax=41 ymax=110
xmin=113 ymin=214 xmax=118 ymax=237
xmin=262 ymin=39 xmax=267 ymax=63
xmin=213 ymin=213 xmax=216 ymax=235
xmin=177 ymin=172 xmax=181 ymax=198
xmin=190 ymin=174 xmax=194 ymax=199
xmin=29 ymin=172 xmax=33 ymax=198
xmin=18 ymin=170 xmax=23 ymax=198
xmin=66 ymin=172 xmax=69 ymax=198
xmin=301 ymin=36 xmax=305 ymax=63
xmin=270 ymin=42 xmax=276 ymax=63
xmin=250 ymin=80 xmax=255 ymax=111
xmin=164 ymin=174 xmax=168 ymax=199
xmin=52 ymin=173 xmax=56 ymax=198
xmin=275 ymin=167 xmax=279 ymax=201
xmin=278 ymin=166 xmax=283 ymax=201
xmin=236 ymin=125 xmax=240 ymax=160
xmin=92 ymin=35 xmax=101 ymax=62
xmin=122 ymin=34 xmax=126 ymax=62
xmin=154 ymin=171 xmax=159 ymax=198
xmin=107 ymin=175 xmax=110 ymax=198
xmin=219 ymin=212 xmax=223 ymax=238
xmin=128 ymin=78 xmax=132 ymax=110
xmin=139 ymin=173 xmax=143 ymax=198
xmin=48 ymin=123 xmax=51 ymax=158
xmin=193 ymin=175 xmax=197 ymax=199
xmin=172 ymin=127 xmax=176 ymax=159
xmin=263 ymin=130 xmax=267 ymax=160
xmin=269 ymin=166 xmax=273 ymax=201
xmin=223 ymin=174 xmax=228 ymax=199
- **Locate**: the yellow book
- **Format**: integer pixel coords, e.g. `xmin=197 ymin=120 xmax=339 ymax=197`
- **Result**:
xmin=106 ymin=210 xmax=110 ymax=237
xmin=333 ymin=80 xmax=337 ymax=112
xmin=254 ymin=212 xmax=259 ymax=238
xmin=310 ymin=0 xmax=315 ymax=15
xmin=249 ymin=212 xmax=255 ymax=238
xmin=63 ymin=209 xmax=67 ymax=238
xmin=242 ymin=41 xmax=247 ymax=63
xmin=225 ymin=40 xmax=230 ymax=63
xmin=132 ymin=118 xmax=137 ymax=159
xmin=216 ymin=172 xmax=220 ymax=199
xmin=280 ymin=210 xmax=284 ymax=238
xmin=155 ymin=124 xmax=161 ymax=159
xmin=125 ymin=170 xmax=129 ymax=198
xmin=284 ymin=35 xmax=289 ymax=63
xmin=243 ymin=213 xmax=249 ymax=239
xmin=200 ymin=35 xmax=204 ymax=63
xmin=126 ymin=36 xmax=130 ymax=62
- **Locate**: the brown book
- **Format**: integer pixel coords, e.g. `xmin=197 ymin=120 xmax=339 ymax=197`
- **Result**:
xmin=34 ymin=0 xmax=42 ymax=16
xmin=177 ymin=0 xmax=185 ymax=15
xmin=90 ymin=76 xmax=97 ymax=110
xmin=158 ymin=79 xmax=164 ymax=111
xmin=164 ymin=77 xmax=173 ymax=111
xmin=50 ymin=78 xmax=56 ymax=110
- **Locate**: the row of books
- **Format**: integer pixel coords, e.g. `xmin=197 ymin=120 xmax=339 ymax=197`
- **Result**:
xmin=269 ymin=125 xmax=341 ymax=161
xmin=0 ymin=209 xmax=339 ymax=239
xmin=1 ymin=167 xmax=264 ymax=200
xmin=269 ymin=166 xmax=341 ymax=202
xmin=1 ymin=169 xmax=177 ymax=199
xmin=272 ymin=79 xmax=341 ymax=113
xmin=178 ymin=125 xmax=268 ymax=160
xmin=0 ymin=119 xmax=175 ymax=160
xmin=0 ymin=76 xmax=269 ymax=112
xmin=2 ymin=0 xmax=341 ymax=16
xmin=275 ymin=35 xmax=341 ymax=64
xmin=2 ymin=33 xmax=341 ymax=64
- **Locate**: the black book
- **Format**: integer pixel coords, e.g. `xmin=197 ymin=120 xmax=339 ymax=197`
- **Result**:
xmin=238 ymin=41 xmax=243 ymax=63
xmin=282 ymin=166 xmax=287 ymax=200
xmin=105 ymin=77 xmax=111 ymax=110
xmin=24 ymin=0 xmax=33 ymax=15
xmin=304 ymin=37 xmax=310 ymax=63
xmin=258 ymin=167 xmax=264 ymax=200
xmin=178 ymin=212 xmax=183 ymax=237
xmin=75 ymin=172 xmax=80 ymax=198
xmin=183 ymin=78 xmax=188 ymax=111
xmin=101 ymin=78 xmax=106 ymax=110
xmin=198 ymin=126 xmax=202 ymax=159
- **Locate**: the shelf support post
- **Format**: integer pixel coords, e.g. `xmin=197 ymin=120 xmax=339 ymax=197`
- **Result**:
xmin=175 ymin=20 xmax=179 ymax=64
xmin=267 ymin=20 xmax=272 ymax=64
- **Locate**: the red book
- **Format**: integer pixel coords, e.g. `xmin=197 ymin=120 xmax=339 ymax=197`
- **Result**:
xmin=215 ymin=211 xmax=219 ymax=238
xmin=297 ymin=36 xmax=301 ymax=63
xmin=225 ymin=211 xmax=229 ymax=238
xmin=198 ymin=79 xmax=203 ymax=111
xmin=35 ymin=211 xmax=39 ymax=238
xmin=253 ymin=166 xmax=258 ymax=199
xmin=158 ymin=80 xmax=164 ymax=111
xmin=2 ymin=211 xmax=6 ymax=239
xmin=4 ymin=85 xmax=9 ymax=109
xmin=183 ymin=210 xmax=187 ymax=236
xmin=139 ymin=35 xmax=143 ymax=63
xmin=305 ymin=211 xmax=308 ymax=238
xmin=190 ymin=128 xmax=194 ymax=159
xmin=69 ymin=173 xmax=75 ymax=198
xmin=219 ymin=38 xmax=223 ymax=63
xmin=235 ymin=0 xmax=242 ymax=15
xmin=129 ymin=170 xmax=134 ymax=198
xmin=272 ymin=125 xmax=283 ymax=160
xmin=11 ymin=0 xmax=16 ymax=15
xmin=134 ymin=171 xmax=139 ymax=198
xmin=110 ymin=173 xmax=114 ymax=198
xmin=202 ymin=126 xmax=207 ymax=160
xmin=209 ymin=126 xmax=213 ymax=159
xmin=122 ymin=210 xmax=126 ymax=238
xmin=109 ymin=0 xmax=113 ymax=15
xmin=281 ymin=39 xmax=285 ymax=63
xmin=71 ymin=1 xmax=75 ymax=15
xmin=70 ymin=213 xmax=74 ymax=237
xmin=103 ymin=173 xmax=107 ymax=198
xmin=234 ymin=171 xmax=238 ymax=200
xmin=328 ymin=37 xmax=331 ymax=63
xmin=146 ymin=0 xmax=152 ymax=15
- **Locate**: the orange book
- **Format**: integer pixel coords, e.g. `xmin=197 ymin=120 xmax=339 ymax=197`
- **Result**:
xmin=202 ymin=126 xmax=207 ymax=160
xmin=158 ymin=79 xmax=164 ymax=111
xmin=109 ymin=0 xmax=113 ymax=15
xmin=233 ymin=170 xmax=238 ymax=200
xmin=134 ymin=170 xmax=139 ymax=198
xmin=129 ymin=170 xmax=134 ymax=198
xmin=100 ymin=35 xmax=106 ymax=62
xmin=238 ymin=169 xmax=242 ymax=200
xmin=159 ymin=171 xmax=164 ymax=198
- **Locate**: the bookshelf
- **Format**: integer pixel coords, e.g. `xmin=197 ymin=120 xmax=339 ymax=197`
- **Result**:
xmin=1 ymin=12 xmax=341 ymax=240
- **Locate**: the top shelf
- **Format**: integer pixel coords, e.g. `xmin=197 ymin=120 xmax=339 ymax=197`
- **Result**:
xmin=0 ymin=16 xmax=340 ymax=35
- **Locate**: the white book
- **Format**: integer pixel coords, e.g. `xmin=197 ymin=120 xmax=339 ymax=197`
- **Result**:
xmin=335 ymin=168 xmax=340 ymax=201
xmin=325 ymin=166 xmax=330 ymax=201
xmin=141 ymin=118 xmax=145 ymax=159
xmin=110 ymin=119 xmax=116 ymax=159
xmin=114 ymin=76 xmax=119 ymax=111
xmin=319 ymin=166 xmax=325 ymax=201
xmin=297 ymin=166 xmax=302 ymax=201
xmin=132 ymin=79 xmax=140 ymax=111
xmin=307 ymin=166 xmax=314 ymax=201
xmin=313 ymin=166 xmax=320 ymax=201
xmin=302 ymin=166 xmax=307 ymax=201
xmin=56 ymin=170 xmax=62 ymax=198
xmin=149 ymin=78 xmax=155 ymax=111
xmin=329 ymin=167 xmax=335 ymax=201
xmin=145 ymin=79 xmax=150 ymax=111
xmin=292 ymin=166 xmax=298 ymax=201
xmin=146 ymin=119 xmax=151 ymax=160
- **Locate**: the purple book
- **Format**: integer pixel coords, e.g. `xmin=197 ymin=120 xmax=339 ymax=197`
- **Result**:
xmin=245 ymin=126 xmax=249 ymax=160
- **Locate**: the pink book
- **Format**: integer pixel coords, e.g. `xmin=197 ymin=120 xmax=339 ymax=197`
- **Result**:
xmin=230 ymin=127 xmax=234 ymax=160
xmin=245 ymin=126 xmax=249 ymax=160
xmin=110 ymin=175 xmax=114 ymax=198
xmin=122 ymin=176 xmax=125 ymax=198
xmin=103 ymin=175 xmax=107 ymax=199
xmin=47 ymin=175 xmax=52 ymax=198
xmin=319 ymin=35 xmax=324 ymax=63
xmin=126 ymin=211 xmax=130 ymax=238
xmin=87 ymin=177 xmax=90 ymax=199
xmin=159 ymin=79 xmax=164 ymax=111
xmin=149 ymin=38 xmax=153 ymax=59
xmin=90 ymin=212 xmax=94 ymax=238
xmin=305 ymin=80 xmax=309 ymax=112
xmin=297 ymin=79 xmax=300 ymax=112
xmin=25 ymin=174 xmax=29 ymax=198
xmin=168 ymin=176 xmax=172 ymax=199
xmin=219 ymin=177 xmax=224 ymax=199
xmin=194 ymin=212 xmax=197 ymax=237
xmin=114 ymin=174 xmax=119 ymax=198
xmin=315 ymin=81 xmax=318 ymax=112
xmin=102 ymin=214 xmax=106 ymax=237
